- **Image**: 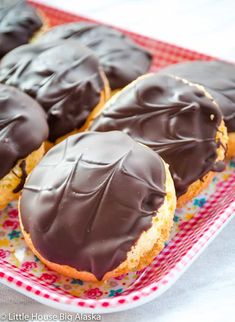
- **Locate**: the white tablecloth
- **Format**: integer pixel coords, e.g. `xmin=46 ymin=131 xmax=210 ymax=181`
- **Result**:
xmin=1 ymin=1 xmax=235 ymax=321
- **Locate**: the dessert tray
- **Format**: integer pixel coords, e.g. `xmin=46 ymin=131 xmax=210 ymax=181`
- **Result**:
xmin=0 ymin=0 xmax=234 ymax=314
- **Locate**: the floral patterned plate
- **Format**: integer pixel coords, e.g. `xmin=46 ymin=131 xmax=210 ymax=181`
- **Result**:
xmin=0 ymin=1 xmax=234 ymax=313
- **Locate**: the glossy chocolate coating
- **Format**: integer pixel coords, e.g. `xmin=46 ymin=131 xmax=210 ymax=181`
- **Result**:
xmin=91 ymin=74 xmax=225 ymax=196
xmin=159 ymin=60 xmax=235 ymax=132
xmin=20 ymin=131 xmax=166 ymax=280
xmin=0 ymin=40 xmax=106 ymax=142
xmin=0 ymin=83 xmax=48 ymax=180
xmin=0 ymin=0 xmax=42 ymax=58
xmin=38 ymin=22 xmax=152 ymax=90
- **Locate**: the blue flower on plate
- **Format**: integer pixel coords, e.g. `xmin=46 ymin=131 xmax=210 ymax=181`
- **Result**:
xmin=173 ymin=215 xmax=179 ymax=222
xmin=193 ymin=198 xmax=206 ymax=207
xmin=8 ymin=230 xmax=21 ymax=240
xmin=229 ymin=160 xmax=235 ymax=168
xmin=108 ymin=288 xmax=123 ymax=297
xmin=71 ymin=278 xmax=83 ymax=285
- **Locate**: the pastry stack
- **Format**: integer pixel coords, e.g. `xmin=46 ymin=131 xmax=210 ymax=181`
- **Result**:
xmin=0 ymin=0 xmax=234 ymax=282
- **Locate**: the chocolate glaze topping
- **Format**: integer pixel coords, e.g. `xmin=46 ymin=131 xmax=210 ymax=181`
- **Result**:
xmin=38 ymin=22 xmax=152 ymax=90
xmin=0 ymin=0 xmax=42 ymax=59
xmin=0 ymin=40 xmax=106 ymax=142
xmin=20 ymin=131 xmax=166 ymax=280
xmin=91 ymin=74 xmax=225 ymax=197
xmin=159 ymin=61 xmax=235 ymax=132
xmin=0 ymin=83 xmax=48 ymax=180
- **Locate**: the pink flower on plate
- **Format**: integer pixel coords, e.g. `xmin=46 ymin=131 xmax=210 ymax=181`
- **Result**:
xmin=3 ymin=219 xmax=19 ymax=230
xmin=0 ymin=249 xmax=10 ymax=259
xmin=8 ymin=209 xmax=18 ymax=219
xmin=21 ymin=261 xmax=37 ymax=271
xmin=84 ymin=288 xmax=103 ymax=299
xmin=40 ymin=273 xmax=58 ymax=284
